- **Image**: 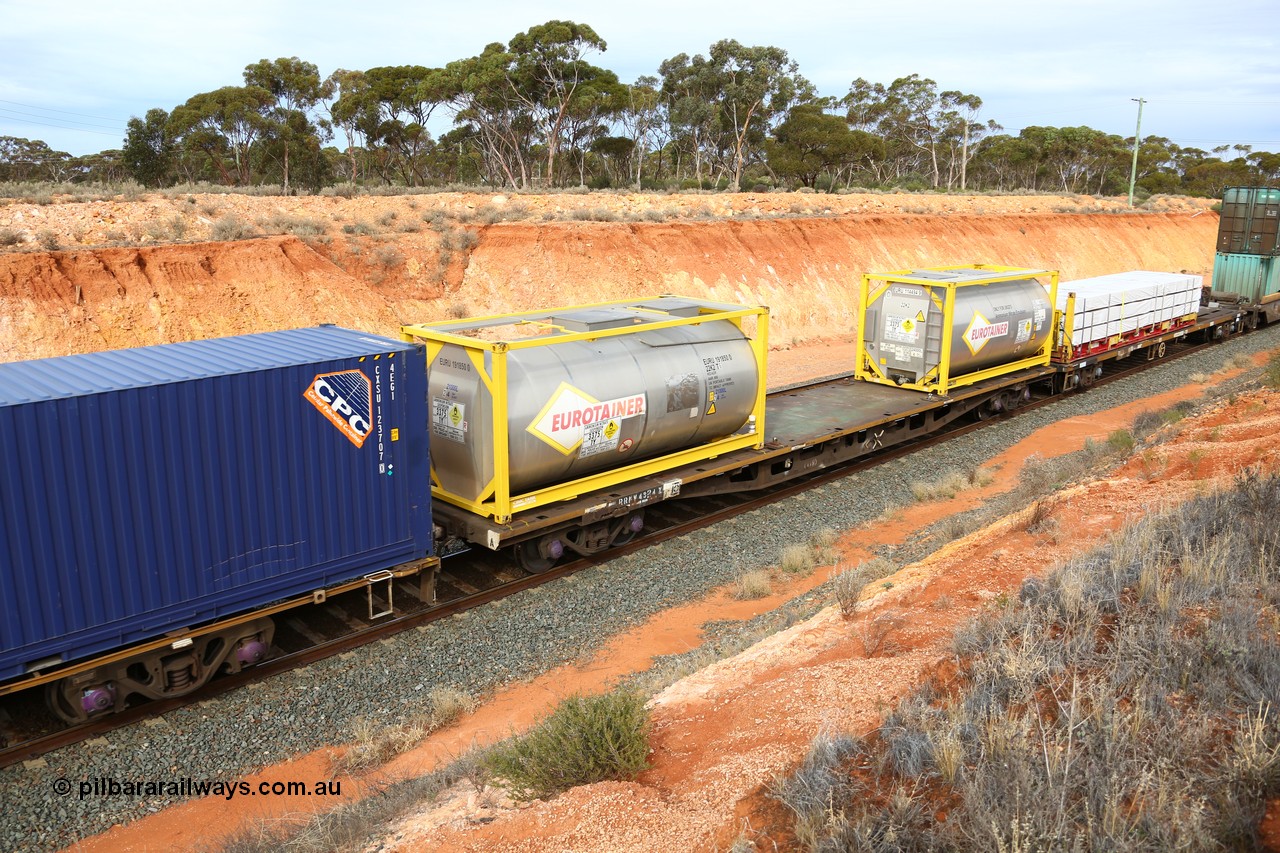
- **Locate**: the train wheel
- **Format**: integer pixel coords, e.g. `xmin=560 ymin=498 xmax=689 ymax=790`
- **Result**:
xmin=1155 ymin=341 xmax=1167 ymax=359
xmin=516 ymin=539 xmax=558 ymax=574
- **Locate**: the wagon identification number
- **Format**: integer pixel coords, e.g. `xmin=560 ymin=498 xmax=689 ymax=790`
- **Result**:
xmin=582 ymin=479 xmax=682 ymax=523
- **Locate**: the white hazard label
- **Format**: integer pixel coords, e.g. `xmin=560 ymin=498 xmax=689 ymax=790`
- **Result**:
xmin=431 ymin=397 xmax=467 ymax=443
xmin=528 ymin=383 xmax=646 ymax=455
xmin=963 ymin=311 xmax=1009 ymax=355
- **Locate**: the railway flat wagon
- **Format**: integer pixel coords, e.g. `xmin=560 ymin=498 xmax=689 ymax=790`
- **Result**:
xmin=0 ymin=326 xmax=434 ymax=721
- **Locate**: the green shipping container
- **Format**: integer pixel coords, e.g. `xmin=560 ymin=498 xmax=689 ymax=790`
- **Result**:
xmin=1212 ymin=252 xmax=1280 ymax=303
xmin=1216 ymin=186 xmax=1280 ymax=255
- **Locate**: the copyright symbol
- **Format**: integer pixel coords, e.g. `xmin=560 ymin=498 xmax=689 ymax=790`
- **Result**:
xmin=53 ymin=778 xmax=71 ymax=796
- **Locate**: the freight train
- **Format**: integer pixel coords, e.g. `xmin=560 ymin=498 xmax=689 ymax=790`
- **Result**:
xmin=1 ymin=194 xmax=1271 ymax=724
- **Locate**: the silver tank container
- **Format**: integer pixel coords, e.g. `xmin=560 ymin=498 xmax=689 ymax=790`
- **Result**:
xmin=428 ymin=299 xmax=761 ymax=501
xmin=865 ymin=270 xmax=1052 ymax=384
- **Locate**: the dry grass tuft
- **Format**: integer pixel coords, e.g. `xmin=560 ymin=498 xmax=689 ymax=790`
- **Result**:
xmin=734 ymin=569 xmax=773 ymax=600
xmin=779 ymin=544 xmax=818 ymax=575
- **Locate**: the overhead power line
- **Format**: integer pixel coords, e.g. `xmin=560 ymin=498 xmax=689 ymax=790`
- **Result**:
xmin=0 ymin=98 xmax=124 ymax=122
xmin=0 ymin=106 xmax=123 ymax=132
xmin=0 ymin=112 xmax=123 ymax=138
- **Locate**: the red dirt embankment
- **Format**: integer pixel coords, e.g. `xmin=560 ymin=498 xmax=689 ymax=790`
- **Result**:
xmin=0 ymin=209 xmax=1218 ymax=361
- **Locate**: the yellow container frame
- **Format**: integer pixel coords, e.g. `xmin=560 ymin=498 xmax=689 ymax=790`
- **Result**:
xmin=401 ymin=297 xmax=769 ymax=524
xmin=856 ymin=264 xmax=1060 ymax=396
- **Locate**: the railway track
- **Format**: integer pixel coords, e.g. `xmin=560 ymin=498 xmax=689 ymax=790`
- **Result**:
xmin=0 ymin=332 xmax=1231 ymax=768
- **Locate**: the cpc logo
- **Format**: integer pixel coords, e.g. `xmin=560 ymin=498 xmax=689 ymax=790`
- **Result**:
xmin=304 ymin=370 xmax=373 ymax=448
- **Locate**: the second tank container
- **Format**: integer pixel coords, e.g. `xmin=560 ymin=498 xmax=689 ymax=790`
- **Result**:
xmin=856 ymin=265 xmax=1058 ymax=395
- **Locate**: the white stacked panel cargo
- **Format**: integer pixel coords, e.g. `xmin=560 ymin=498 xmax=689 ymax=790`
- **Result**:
xmin=1056 ymin=271 xmax=1201 ymax=348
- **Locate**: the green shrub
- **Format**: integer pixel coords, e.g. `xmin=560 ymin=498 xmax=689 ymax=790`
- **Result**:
xmin=0 ymin=227 xmax=22 ymax=246
xmin=1106 ymin=428 xmax=1136 ymax=454
xmin=485 ymin=691 xmax=651 ymax=801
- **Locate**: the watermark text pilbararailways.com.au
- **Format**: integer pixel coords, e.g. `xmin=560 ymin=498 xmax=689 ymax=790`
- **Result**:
xmin=52 ymin=776 xmax=341 ymax=801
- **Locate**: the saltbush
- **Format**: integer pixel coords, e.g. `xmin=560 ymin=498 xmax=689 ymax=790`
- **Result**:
xmin=485 ymin=691 xmax=651 ymax=801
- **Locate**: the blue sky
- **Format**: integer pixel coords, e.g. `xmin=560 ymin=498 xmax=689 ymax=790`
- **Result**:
xmin=1 ymin=0 xmax=1277 ymax=158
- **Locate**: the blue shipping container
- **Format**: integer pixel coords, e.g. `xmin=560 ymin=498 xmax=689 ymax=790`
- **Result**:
xmin=0 ymin=326 xmax=432 ymax=681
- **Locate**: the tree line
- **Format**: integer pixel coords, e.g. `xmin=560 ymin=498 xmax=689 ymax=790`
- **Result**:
xmin=2 ymin=20 xmax=1277 ymax=197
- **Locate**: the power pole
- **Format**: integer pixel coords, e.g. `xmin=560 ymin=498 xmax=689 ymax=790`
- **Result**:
xmin=1128 ymin=97 xmax=1146 ymax=207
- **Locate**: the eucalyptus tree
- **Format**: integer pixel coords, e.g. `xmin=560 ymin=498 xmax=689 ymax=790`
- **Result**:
xmin=941 ymin=91 xmax=999 ymax=190
xmin=707 ymin=40 xmax=812 ymax=191
xmin=441 ymin=21 xmax=623 ymax=188
xmin=357 ymin=65 xmax=449 ymax=185
xmin=618 ymin=75 xmax=665 ymax=188
xmin=325 ymin=69 xmax=374 ymax=184
xmin=70 ymin=149 xmax=127 ymax=183
xmin=1248 ymin=150 xmax=1280 ymax=183
xmin=967 ymin=133 xmax=1040 ymax=190
xmin=658 ymin=52 xmax=719 ymax=184
xmin=765 ymin=101 xmax=865 ymax=189
xmin=168 ymin=85 xmax=274 ymax=184
xmin=122 ymin=108 xmax=175 ymax=187
xmin=0 ymin=136 xmax=71 ymax=181
xmin=841 ymin=75 xmax=992 ymax=188
xmin=243 ymin=57 xmax=333 ymax=191
xmin=659 ymin=42 xmax=810 ymax=190
xmin=505 ymin=20 xmax=622 ymax=186
xmin=1024 ymin=125 xmax=1127 ymax=193
xmin=443 ymin=42 xmax=535 ymax=188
